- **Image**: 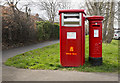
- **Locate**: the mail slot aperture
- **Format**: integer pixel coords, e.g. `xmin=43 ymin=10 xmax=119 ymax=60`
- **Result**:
xmin=61 ymin=13 xmax=82 ymax=27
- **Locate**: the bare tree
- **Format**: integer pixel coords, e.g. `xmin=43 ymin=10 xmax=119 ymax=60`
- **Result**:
xmin=40 ymin=0 xmax=58 ymax=23
xmin=31 ymin=0 xmax=71 ymax=23
xmin=104 ymin=1 xmax=115 ymax=43
xmin=58 ymin=0 xmax=71 ymax=10
xmin=85 ymin=0 xmax=116 ymax=43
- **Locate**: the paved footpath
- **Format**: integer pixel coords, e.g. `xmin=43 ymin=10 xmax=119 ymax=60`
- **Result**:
xmin=2 ymin=40 xmax=118 ymax=81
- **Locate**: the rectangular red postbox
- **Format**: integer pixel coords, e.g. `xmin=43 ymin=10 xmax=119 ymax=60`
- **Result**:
xmin=59 ymin=10 xmax=86 ymax=67
xmin=87 ymin=16 xmax=104 ymax=66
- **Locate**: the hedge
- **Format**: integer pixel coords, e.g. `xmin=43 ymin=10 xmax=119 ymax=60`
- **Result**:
xmin=36 ymin=21 xmax=59 ymax=41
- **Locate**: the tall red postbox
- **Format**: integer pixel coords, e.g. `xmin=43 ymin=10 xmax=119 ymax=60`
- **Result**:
xmin=87 ymin=16 xmax=104 ymax=66
xmin=59 ymin=10 xmax=86 ymax=67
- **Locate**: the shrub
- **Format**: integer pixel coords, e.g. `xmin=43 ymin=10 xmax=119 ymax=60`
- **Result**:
xmin=36 ymin=21 xmax=44 ymax=41
xmin=36 ymin=21 xmax=59 ymax=41
xmin=43 ymin=21 xmax=53 ymax=40
xmin=2 ymin=8 xmax=37 ymax=44
xmin=50 ymin=23 xmax=59 ymax=39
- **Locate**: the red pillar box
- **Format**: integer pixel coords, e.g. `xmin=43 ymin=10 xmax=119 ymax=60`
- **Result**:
xmin=87 ymin=16 xmax=104 ymax=66
xmin=59 ymin=10 xmax=86 ymax=67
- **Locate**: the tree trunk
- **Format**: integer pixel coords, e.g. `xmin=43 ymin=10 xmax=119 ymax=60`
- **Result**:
xmin=104 ymin=1 xmax=115 ymax=43
xmin=102 ymin=2 xmax=109 ymax=42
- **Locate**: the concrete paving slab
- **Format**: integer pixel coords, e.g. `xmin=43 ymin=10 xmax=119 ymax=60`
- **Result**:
xmin=2 ymin=65 xmax=118 ymax=81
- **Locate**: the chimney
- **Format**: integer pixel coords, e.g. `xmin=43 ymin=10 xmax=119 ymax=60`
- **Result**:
xmin=35 ymin=13 xmax=39 ymax=21
xmin=36 ymin=13 xmax=39 ymax=17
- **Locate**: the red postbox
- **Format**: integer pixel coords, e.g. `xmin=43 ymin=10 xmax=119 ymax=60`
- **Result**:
xmin=87 ymin=16 xmax=104 ymax=66
xmin=59 ymin=10 xmax=86 ymax=67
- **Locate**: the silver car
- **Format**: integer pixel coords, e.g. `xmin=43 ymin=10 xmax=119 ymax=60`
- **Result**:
xmin=113 ymin=30 xmax=120 ymax=39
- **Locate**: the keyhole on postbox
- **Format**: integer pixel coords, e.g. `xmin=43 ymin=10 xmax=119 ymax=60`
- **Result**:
xmin=70 ymin=46 xmax=74 ymax=52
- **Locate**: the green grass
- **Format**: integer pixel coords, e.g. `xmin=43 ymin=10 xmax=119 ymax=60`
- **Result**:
xmin=4 ymin=36 xmax=118 ymax=72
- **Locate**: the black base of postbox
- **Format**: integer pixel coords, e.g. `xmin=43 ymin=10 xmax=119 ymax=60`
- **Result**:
xmin=89 ymin=57 xmax=102 ymax=66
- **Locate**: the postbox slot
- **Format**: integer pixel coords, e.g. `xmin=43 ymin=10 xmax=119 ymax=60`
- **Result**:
xmin=62 ymin=13 xmax=82 ymax=27
xmin=63 ymin=24 xmax=80 ymax=27
xmin=64 ymin=16 xmax=79 ymax=19
xmin=64 ymin=22 xmax=79 ymax=25
xmin=64 ymin=13 xmax=79 ymax=16
xmin=64 ymin=18 xmax=79 ymax=22
xmin=92 ymin=25 xmax=100 ymax=27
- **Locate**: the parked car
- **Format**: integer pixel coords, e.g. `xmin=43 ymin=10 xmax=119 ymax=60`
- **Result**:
xmin=113 ymin=30 xmax=120 ymax=39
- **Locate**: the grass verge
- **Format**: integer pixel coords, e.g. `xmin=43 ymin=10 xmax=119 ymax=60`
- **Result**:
xmin=4 ymin=36 xmax=118 ymax=72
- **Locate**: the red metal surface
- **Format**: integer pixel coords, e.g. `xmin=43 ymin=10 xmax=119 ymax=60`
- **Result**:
xmin=87 ymin=16 xmax=104 ymax=58
xmin=59 ymin=10 xmax=86 ymax=67
xmin=59 ymin=9 xmax=86 ymax=15
xmin=82 ymin=16 xmax=85 ymax=65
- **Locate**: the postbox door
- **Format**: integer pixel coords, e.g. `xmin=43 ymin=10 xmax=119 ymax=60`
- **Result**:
xmin=89 ymin=23 xmax=102 ymax=58
xmin=61 ymin=27 xmax=82 ymax=66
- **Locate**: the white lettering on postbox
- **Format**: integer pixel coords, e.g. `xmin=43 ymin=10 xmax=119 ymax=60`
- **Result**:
xmin=67 ymin=32 xmax=76 ymax=39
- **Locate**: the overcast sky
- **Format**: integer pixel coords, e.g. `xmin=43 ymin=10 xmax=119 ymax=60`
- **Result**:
xmin=1 ymin=0 xmax=85 ymax=17
xmin=1 ymin=0 xmax=119 ymax=28
xmin=17 ymin=0 xmax=85 ymax=19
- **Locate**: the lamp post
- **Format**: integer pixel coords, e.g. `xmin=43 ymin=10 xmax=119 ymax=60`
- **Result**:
xmin=28 ymin=8 xmax=31 ymax=16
